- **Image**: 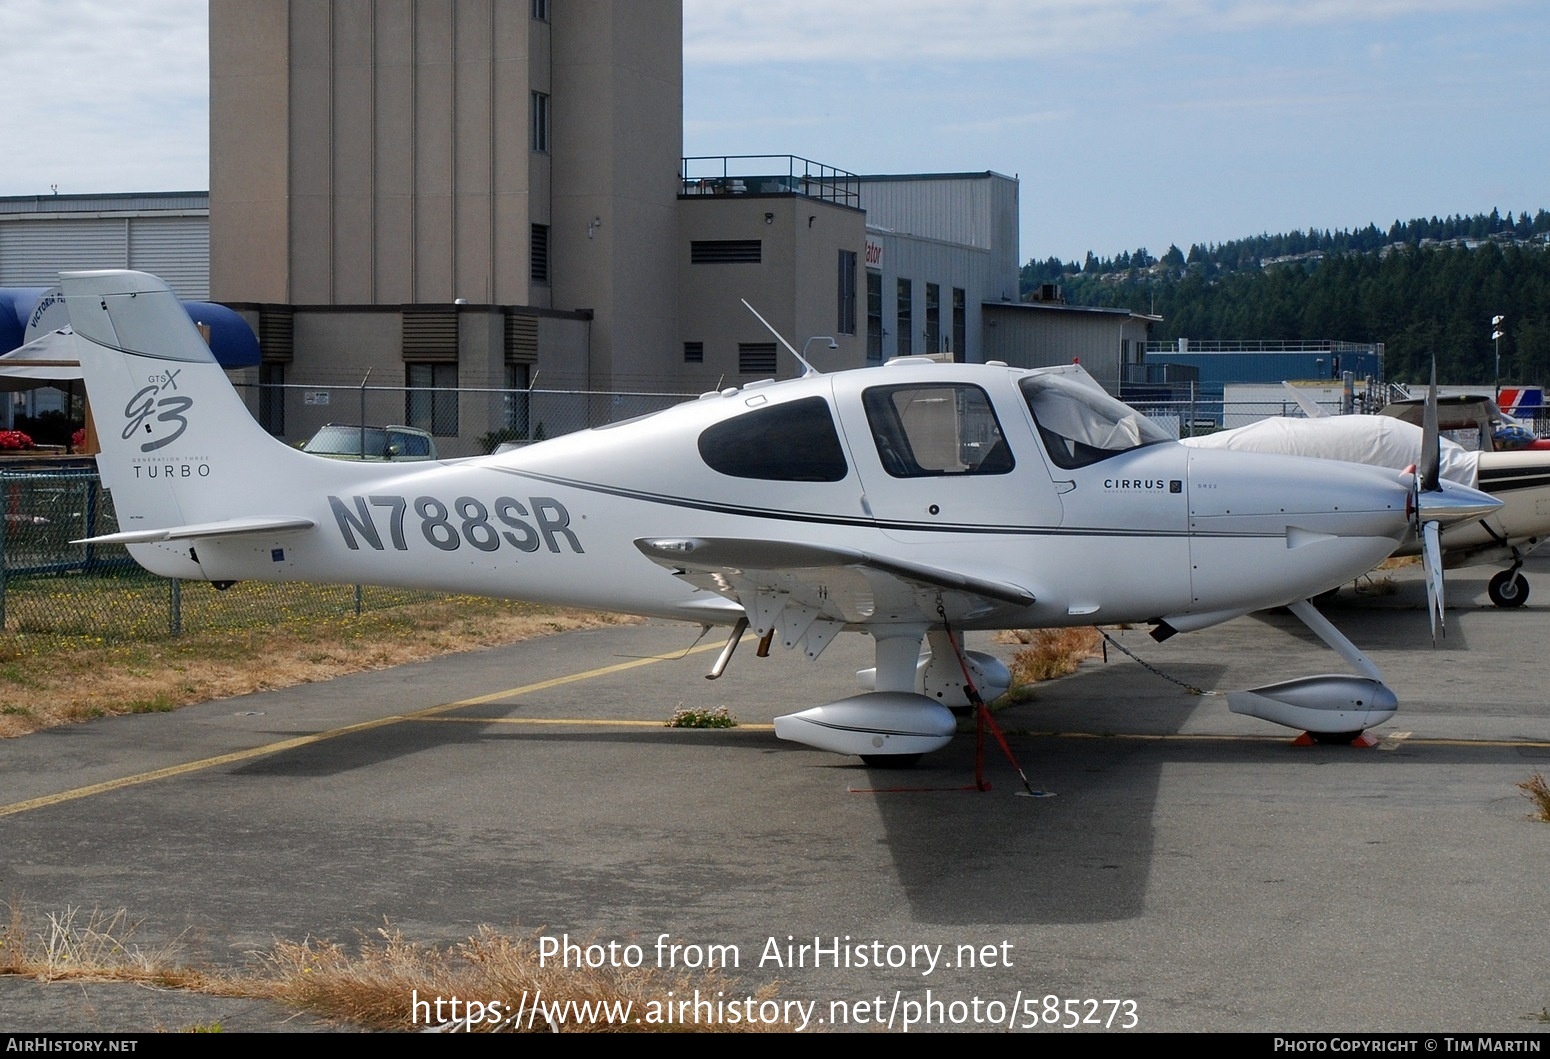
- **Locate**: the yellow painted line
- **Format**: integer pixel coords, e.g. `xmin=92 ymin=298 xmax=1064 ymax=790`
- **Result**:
xmin=1379 ymin=730 xmax=1413 ymax=751
xmin=1007 ymin=730 xmax=1550 ymax=749
xmin=0 ymin=638 xmax=735 ymax=819
xmin=1380 ymin=737 xmax=1550 ymax=749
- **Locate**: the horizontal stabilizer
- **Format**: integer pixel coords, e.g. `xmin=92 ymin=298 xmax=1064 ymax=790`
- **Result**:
xmin=73 ymin=516 xmax=315 ymax=546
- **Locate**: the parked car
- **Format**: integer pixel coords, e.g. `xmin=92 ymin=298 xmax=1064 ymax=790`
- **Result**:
xmin=301 ymin=423 xmax=437 ymax=461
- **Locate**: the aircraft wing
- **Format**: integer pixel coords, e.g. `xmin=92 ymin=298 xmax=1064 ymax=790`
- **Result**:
xmin=635 ymin=536 xmax=1035 ymax=646
xmin=74 ymin=516 xmax=316 ymax=546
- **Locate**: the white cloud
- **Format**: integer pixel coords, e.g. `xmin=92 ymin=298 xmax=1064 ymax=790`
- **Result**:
xmin=949 ymin=110 xmax=1073 ymax=137
xmin=683 ymin=0 xmax=1523 ymax=64
xmin=0 ymin=0 xmax=208 ymax=194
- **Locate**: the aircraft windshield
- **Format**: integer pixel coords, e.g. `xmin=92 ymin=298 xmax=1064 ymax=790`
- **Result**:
xmin=1019 ymin=374 xmax=1171 ymax=469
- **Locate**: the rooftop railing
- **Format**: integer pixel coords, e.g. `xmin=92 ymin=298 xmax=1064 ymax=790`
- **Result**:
xmin=1144 ymin=339 xmax=1382 ymax=355
xmin=681 ymin=155 xmax=860 ymax=209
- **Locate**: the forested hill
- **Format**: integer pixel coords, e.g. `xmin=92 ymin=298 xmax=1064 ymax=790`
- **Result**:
xmin=1021 ymin=209 xmax=1550 ymax=385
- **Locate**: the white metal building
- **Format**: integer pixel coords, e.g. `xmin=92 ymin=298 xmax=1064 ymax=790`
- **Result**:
xmin=0 ymin=192 xmax=210 ymax=300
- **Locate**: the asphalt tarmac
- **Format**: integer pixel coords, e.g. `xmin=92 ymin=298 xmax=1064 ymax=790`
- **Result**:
xmin=2 ymin=558 xmax=1548 ymax=1033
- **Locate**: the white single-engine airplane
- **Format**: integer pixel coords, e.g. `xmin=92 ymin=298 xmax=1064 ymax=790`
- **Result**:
xmin=64 ymin=270 xmax=1501 ymax=761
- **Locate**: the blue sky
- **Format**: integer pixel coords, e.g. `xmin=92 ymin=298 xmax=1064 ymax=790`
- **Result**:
xmin=4 ymin=0 xmax=1545 ymax=265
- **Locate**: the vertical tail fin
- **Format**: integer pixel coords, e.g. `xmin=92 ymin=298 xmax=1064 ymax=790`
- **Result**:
xmin=63 ymin=270 xmax=290 ymax=536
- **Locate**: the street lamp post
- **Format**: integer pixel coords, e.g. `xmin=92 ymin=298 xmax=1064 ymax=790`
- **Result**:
xmin=1492 ymin=314 xmax=1506 ymax=395
xmin=801 ymin=335 xmax=838 ymax=377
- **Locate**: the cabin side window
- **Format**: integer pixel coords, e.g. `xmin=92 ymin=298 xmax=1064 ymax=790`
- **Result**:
xmin=697 ymin=397 xmax=849 ymax=482
xmin=861 ymin=384 xmax=1013 ymax=478
xmin=1019 ymin=374 xmax=1172 ymax=469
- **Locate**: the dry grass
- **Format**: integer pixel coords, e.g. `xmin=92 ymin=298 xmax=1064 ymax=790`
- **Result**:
xmin=0 ymin=904 xmax=776 ymax=1032
xmin=0 ymin=598 xmax=637 ymax=738
xmin=1353 ymin=574 xmax=1399 ymax=596
xmin=1342 ymin=556 xmax=1417 ymax=595
xmin=253 ymin=926 xmax=775 ymax=1032
xmin=994 ymin=626 xmax=1102 ymax=687
xmin=0 ymin=904 xmax=210 ymax=992
xmin=1518 ymin=773 xmax=1550 ymax=822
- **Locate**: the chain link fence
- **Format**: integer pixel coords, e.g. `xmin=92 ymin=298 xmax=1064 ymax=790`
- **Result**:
xmin=1125 ymin=399 xmax=1346 ymax=438
xmin=2 ymin=387 xmax=1509 ymax=643
xmin=0 ymin=382 xmax=697 ymax=643
xmin=231 ymin=382 xmax=698 ymax=458
xmin=0 ymin=465 xmax=440 ymax=641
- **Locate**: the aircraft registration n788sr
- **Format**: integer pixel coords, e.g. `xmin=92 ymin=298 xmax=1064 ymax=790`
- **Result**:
xmin=63 ymin=270 xmax=1500 ymax=763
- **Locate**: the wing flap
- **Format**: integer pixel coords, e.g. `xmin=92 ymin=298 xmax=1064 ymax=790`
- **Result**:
xmin=635 ymin=536 xmax=1037 ymax=615
xmin=74 ymin=516 xmax=316 ymax=546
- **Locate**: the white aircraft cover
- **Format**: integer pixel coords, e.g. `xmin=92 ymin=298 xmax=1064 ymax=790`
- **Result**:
xmin=1181 ymin=415 xmax=1479 ymax=488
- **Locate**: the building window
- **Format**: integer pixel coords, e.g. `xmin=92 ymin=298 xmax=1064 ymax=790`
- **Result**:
xmin=866 ymin=271 xmax=883 ymax=363
xmin=738 ymin=343 xmax=777 ymax=375
xmin=683 ymin=341 xmax=704 ymax=364
xmin=837 ymin=250 xmax=857 ymax=335
xmin=691 ymin=240 xmax=761 ymax=264
xmin=259 ymin=362 xmax=284 ymax=436
xmin=925 ymin=283 xmax=940 ymax=356
xmin=531 ymin=92 xmax=550 ymax=152
xmin=952 ymin=287 xmax=966 ymax=362
xmin=531 ymin=224 xmax=550 ymax=283
xmin=406 ymin=362 xmax=459 ymax=436
xmin=896 ymin=279 xmax=912 ymax=357
xmin=531 ymin=0 xmax=548 ymax=20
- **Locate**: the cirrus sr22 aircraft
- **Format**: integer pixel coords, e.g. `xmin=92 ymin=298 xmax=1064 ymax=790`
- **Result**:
xmin=64 ymin=270 xmax=1500 ymax=764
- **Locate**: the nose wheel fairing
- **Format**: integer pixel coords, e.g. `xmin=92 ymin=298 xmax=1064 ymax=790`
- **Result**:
xmin=1227 ymin=675 xmax=1398 ymax=734
xmin=1224 ymin=599 xmax=1399 ymax=736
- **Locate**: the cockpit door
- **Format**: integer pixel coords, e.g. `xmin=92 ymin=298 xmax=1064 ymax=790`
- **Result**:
xmin=832 ymin=377 xmax=1065 ymax=543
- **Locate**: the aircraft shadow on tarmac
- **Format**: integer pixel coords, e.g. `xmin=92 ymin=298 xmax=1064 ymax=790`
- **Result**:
xmin=218 ymin=568 xmax=1527 ymax=932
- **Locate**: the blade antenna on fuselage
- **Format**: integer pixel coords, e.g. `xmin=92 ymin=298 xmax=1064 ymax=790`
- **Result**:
xmin=741 ymin=299 xmax=820 ymax=378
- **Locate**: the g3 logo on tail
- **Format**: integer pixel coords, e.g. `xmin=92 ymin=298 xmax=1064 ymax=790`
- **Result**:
xmin=122 ymin=370 xmax=191 ymax=452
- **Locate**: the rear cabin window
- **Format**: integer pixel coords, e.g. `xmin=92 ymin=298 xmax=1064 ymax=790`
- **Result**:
xmin=862 ymin=384 xmax=1014 ymax=478
xmin=697 ymin=396 xmax=849 ymax=482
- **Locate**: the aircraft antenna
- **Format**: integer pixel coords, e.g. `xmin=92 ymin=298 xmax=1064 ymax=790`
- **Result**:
xmin=741 ymin=299 xmax=820 ymax=377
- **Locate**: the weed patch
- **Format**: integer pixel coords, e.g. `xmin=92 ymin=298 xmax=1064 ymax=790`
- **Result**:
xmin=1518 ymin=772 xmax=1550 ymax=822
xmin=666 ymin=705 xmax=737 ymax=729
xmin=996 ymin=627 xmax=1102 ymax=687
xmin=0 ymin=904 xmax=206 ymax=990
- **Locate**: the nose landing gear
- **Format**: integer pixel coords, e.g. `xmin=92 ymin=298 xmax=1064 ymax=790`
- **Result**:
xmin=1487 ymin=568 xmax=1529 ymax=608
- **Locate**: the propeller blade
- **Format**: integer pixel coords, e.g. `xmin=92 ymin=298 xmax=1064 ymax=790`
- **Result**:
xmin=1419 ymin=359 xmax=1440 ymax=493
xmin=1423 ymin=518 xmax=1444 ymax=642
